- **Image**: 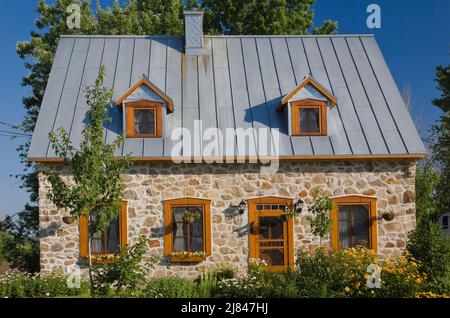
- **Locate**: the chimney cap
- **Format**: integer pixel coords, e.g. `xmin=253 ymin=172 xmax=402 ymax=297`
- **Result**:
xmin=183 ymin=9 xmax=203 ymax=15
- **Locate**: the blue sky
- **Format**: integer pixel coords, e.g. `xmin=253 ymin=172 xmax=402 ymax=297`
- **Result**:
xmin=0 ymin=0 xmax=449 ymax=218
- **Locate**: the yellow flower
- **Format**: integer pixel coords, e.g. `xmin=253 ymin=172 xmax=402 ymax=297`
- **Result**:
xmin=363 ymin=273 xmax=369 ymax=279
xmin=370 ymin=290 xmax=375 ymax=295
xmin=416 ymin=278 xmax=422 ymax=284
xmin=344 ymin=287 xmax=350 ymax=293
xmin=354 ymin=282 xmax=361 ymax=288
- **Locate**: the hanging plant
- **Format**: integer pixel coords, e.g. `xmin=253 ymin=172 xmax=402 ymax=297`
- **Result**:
xmin=281 ymin=206 xmax=300 ymax=220
xmin=382 ymin=210 xmax=395 ymax=221
xmin=62 ymin=215 xmax=76 ymax=224
xmin=182 ymin=209 xmax=200 ymax=224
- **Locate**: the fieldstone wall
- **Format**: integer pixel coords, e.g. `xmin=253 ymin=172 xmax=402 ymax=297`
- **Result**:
xmin=38 ymin=159 xmax=417 ymax=279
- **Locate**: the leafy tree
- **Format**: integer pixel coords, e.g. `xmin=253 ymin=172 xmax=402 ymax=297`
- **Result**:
xmin=430 ymin=61 xmax=450 ymax=214
xmin=415 ymin=159 xmax=440 ymax=222
xmin=42 ymin=67 xmax=132 ymax=290
xmin=406 ymin=62 xmax=450 ymax=294
xmin=201 ymin=0 xmax=337 ymax=35
xmin=306 ymin=188 xmax=334 ymax=247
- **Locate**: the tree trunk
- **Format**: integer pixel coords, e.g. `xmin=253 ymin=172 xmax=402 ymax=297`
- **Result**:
xmin=88 ymin=236 xmax=94 ymax=296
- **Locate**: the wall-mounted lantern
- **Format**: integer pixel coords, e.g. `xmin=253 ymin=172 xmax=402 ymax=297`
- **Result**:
xmin=238 ymin=199 xmax=247 ymax=215
xmin=294 ymin=198 xmax=305 ymax=213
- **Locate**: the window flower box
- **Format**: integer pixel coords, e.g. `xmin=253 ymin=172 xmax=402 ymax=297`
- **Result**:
xmin=170 ymin=251 xmax=207 ymax=263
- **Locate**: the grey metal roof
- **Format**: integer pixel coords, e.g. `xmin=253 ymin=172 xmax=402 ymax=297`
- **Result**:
xmin=28 ymin=34 xmax=426 ymax=160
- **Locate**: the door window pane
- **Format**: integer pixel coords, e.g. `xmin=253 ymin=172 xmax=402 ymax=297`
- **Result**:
xmin=260 ymin=249 xmax=285 ymax=266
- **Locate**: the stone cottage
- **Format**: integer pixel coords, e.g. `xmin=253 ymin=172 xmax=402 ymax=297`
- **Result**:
xmin=29 ymin=11 xmax=426 ymax=278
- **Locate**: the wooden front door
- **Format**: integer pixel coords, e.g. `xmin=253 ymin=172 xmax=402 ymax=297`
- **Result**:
xmin=248 ymin=197 xmax=294 ymax=270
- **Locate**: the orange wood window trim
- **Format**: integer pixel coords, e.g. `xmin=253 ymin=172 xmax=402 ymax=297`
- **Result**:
xmin=115 ymin=78 xmax=174 ymax=112
xmin=125 ymin=100 xmax=163 ymax=138
xmin=163 ymin=197 xmax=212 ymax=258
xmin=331 ymin=195 xmax=378 ymax=252
xmin=79 ymin=200 xmax=128 ymax=258
xmin=291 ymin=99 xmax=327 ymax=136
xmin=247 ymin=196 xmax=295 ymax=270
xmin=278 ymin=77 xmax=337 ymax=111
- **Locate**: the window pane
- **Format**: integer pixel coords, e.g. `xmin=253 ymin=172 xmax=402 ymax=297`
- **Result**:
xmin=107 ymin=218 xmax=120 ymax=253
xmin=172 ymin=207 xmax=187 ymax=252
xmin=300 ymin=108 xmax=320 ymax=133
xmin=171 ymin=206 xmax=204 ymax=253
xmin=338 ymin=205 xmax=370 ymax=248
xmin=260 ymin=249 xmax=284 ymax=266
xmin=134 ymin=109 xmax=155 ymax=135
xmin=90 ymin=214 xmax=120 ymax=254
xmin=91 ymin=238 xmax=104 ymax=253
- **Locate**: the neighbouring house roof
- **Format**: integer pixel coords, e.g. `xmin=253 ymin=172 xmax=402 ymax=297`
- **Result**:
xmin=28 ymin=34 xmax=426 ymax=161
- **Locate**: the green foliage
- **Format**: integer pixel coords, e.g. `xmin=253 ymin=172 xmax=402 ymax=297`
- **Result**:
xmin=92 ymin=236 xmax=160 ymax=296
xmin=296 ymin=247 xmax=430 ymax=298
xmin=202 ymin=0 xmax=337 ymax=35
xmin=407 ymin=220 xmax=450 ymax=293
xmin=196 ymin=270 xmax=218 ymax=298
xmin=430 ymin=61 xmax=450 ymax=213
xmin=306 ymin=188 xmax=334 ymax=244
xmin=415 ymin=160 xmax=440 ymax=222
xmin=0 ymin=270 xmax=89 ymax=298
xmin=43 ymin=67 xmax=132 ymax=236
xmin=143 ymin=277 xmax=198 ymax=298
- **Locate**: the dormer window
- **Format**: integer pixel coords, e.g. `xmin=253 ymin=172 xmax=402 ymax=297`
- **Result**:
xmin=278 ymin=75 xmax=337 ymax=137
xmin=115 ymin=75 xmax=174 ymax=139
xmin=291 ymin=99 xmax=327 ymax=136
xmin=125 ymin=101 xmax=162 ymax=138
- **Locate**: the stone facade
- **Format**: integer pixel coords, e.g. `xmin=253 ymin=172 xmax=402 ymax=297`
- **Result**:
xmin=38 ymin=159 xmax=417 ymax=279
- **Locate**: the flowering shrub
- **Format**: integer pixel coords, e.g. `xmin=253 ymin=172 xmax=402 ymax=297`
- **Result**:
xmin=296 ymin=246 xmax=434 ymax=298
xmin=0 ymin=270 xmax=88 ymax=298
xmin=248 ymin=258 xmax=268 ymax=277
xmin=216 ymin=258 xmax=299 ymax=298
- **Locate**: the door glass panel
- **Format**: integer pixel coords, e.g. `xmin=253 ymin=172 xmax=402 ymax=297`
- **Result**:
xmin=259 ymin=216 xmax=283 ymax=239
xmin=260 ymin=249 xmax=285 ymax=266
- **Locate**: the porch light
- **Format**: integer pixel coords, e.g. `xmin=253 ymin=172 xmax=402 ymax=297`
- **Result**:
xmin=239 ymin=199 xmax=247 ymax=214
xmin=294 ymin=198 xmax=305 ymax=213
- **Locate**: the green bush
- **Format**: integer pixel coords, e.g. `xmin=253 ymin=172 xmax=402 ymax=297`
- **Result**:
xmin=407 ymin=220 xmax=450 ymax=294
xmin=216 ymin=259 xmax=299 ymax=298
xmin=91 ymin=236 xmax=160 ymax=297
xmin=143 ymin=277 xmax=198 ymax=298
xmin=0 ymin=270 xmax=89 ymax=298
xmin=296 ymin=246 xmax=429 ymax=298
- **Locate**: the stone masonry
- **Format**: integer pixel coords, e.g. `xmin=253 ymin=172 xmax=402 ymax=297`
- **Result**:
xmin=38 ymin=159 xmax=417 ymax=279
